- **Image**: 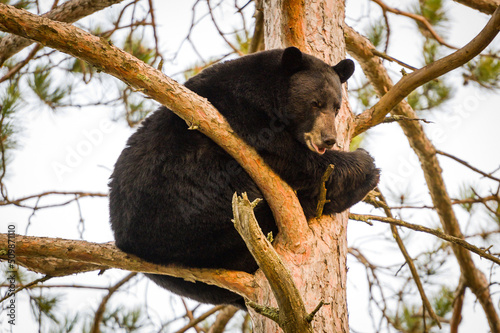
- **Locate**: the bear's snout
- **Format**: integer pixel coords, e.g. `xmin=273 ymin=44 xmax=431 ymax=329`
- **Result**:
xmin=321 ymin=133 xmax=337 ymax=148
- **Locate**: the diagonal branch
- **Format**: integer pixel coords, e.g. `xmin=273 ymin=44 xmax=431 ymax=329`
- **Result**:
xmin=207 ymin=305 xmax=239 ymax=333
xmin=349 ymin=214 xmax=500 ymax=266
xmin=175 ymin=305 xmax=226 ymax=333
xmin=0 ymin=3 xmax=309 ymax=249
xmin=436 ymin=150 xmax=500 ymax=183
xmin=0 ymin=233 xmax=258 ymax=301
xmin=352 ymin=6 xmax=500 ymax=137
xmin=232 ymin=193 xmax=313 ymax=333
xmin=453 ymin=0 xmax=500 ymax=15
xmin=91 ymin=272 xmax=137 ymax=333
xmin=371 ymin=0 xmax=456 ymax=49
xmin=0 ymin=0 xmax=126 ymax=66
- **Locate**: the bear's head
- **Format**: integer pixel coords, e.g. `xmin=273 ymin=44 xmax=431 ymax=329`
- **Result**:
xmin=281 ymin=47 xmax=354 ymax=155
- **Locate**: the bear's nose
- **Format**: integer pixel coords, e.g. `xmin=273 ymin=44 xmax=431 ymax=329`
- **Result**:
xmin=322 ymin=135 xmax=336 ymax=147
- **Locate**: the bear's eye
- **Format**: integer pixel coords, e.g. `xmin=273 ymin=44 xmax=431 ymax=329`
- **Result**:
xmin=311 ymin=101 xmax=323 ymax=109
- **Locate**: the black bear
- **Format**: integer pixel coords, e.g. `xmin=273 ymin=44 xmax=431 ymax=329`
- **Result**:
xmin=109 ymin=47 xmax=379 ymax=308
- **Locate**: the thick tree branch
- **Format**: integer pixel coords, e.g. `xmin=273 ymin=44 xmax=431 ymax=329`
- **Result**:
xmin=352 ymin=6 xmax=500 ymax=137
xmin=0 ymin=233 xmax=258 ymax=301
xmin=232 ymin=193 xmax=313 ymax=333
xmin=0 ymin=0 xmax=126 ymax=66
xmin=453 ymin=0 xmax=500 ymax=15
xmin=0 ymin=3 xmax=309 ymax=249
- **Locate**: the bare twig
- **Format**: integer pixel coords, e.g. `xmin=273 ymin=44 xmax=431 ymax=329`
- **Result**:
xmin=371 ymin=48 xmax=418 ymax=71
xmin=382 ymin=115 xmax=432 ymax=124
xmin=0 ymin=44 xmax=42 ymax=83
xmin=315 ymin=164 xmax=335 ymax=218
xmin=437 ymin=150 xmax=500 ymax=183
xmin=175 ymin=305 xmax=226 ymax=333
xmin=349 ymin=214 xmax=500 ymax=266
xmin=0 ymin=275 xmax=52 ymax=304
xmin=249 ymin=0 xmax=264 ymax=54
xmin=371 ymin=0 xmax=457 ymax=49
xmin=450 ymin=277 xmax=467 ymax=333
xmin=0 ymin=191 xmax=107 ymax=206
xmin=208 ymin=305 xmax=239 ymax=333
xmin=180 ymin=298 xmax=202 ymax=333
xmin=207 ymin=0 xmax=244 ymax=56
xmin=91 ymin=272 xmax=137 ymax=333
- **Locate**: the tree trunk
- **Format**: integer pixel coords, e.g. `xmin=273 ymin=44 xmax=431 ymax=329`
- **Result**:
xmin=252 ymin=1 xmax=351 ymax=331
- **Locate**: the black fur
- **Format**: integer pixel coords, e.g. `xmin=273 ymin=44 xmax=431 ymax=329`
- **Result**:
xmin=109 ymin=47 xmax=379 ymax=307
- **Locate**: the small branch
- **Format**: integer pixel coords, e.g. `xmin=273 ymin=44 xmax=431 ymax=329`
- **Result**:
xmin=349 ymin=214 xmax=500 ymax=266
xmin=206 ymin=0 xmax=244 ymax=56
xmin=175 ymin=305 xmax=226 ymax=333
xmin=245 ymin=300 xmax=280 ymax=323
xmin=180 ymin=298 xmax=202 ymax=333
xmin=437 ymin=150 xmax=500 ymax=183
xmin=249 ymin=0 xmax=264 ymax=54
xmin=0 ymin=44 xmax=42 ymax=83
xmin=371 ymin=48 xmax=418 ymax=71
xmin=91 ymin=272 xmax=137 ymax=333
xmin=0 ymin=191 xmax=108 ymax=207
xmin=0 ymin=275 xmax=52 ymax=304
xmin=450 ymin=277 xmax=467 ymax=333
xmin=382 ymin=115 xmax=433 ymax=124
xmin=315 ymin=164 xmax=335 ymax=218
xmin=305 ymin=300 xmax=327 ymax=322
xmin=208 ymin=305 xmax=239 ymax=333
xmin=371 ymin=0 xmax=457 ymax=49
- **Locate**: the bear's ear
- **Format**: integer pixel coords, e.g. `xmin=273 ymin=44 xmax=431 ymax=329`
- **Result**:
xmin=282 ymin=47 xmax=303 ymax=73
xmin=332 ymin=59 xmax=355 ymax=83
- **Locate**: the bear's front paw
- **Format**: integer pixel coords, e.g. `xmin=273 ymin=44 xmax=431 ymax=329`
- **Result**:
xmin=353 ymin=148 xmax=380 ymax=192
xmin=325 ymin=149 xmax=380 ymax=213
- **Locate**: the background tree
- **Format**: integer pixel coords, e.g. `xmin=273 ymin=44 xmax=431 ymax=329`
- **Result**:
xmin=0 ymin=0 xmax=499 ymax=332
